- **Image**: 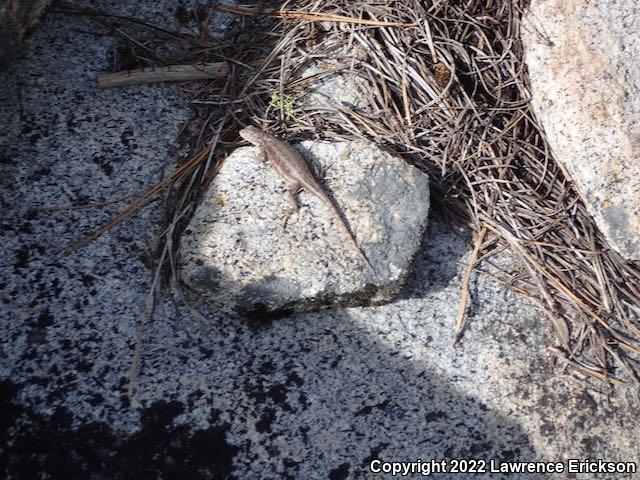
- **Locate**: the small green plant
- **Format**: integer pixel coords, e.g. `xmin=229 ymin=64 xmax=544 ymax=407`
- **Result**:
xmin=266 ymin=91 xmax=299 ymax=125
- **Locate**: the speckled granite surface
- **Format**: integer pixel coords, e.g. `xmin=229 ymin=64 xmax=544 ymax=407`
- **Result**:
xmin=522 ymin=0 xmax=640 ymax=260
xmin=1 ymin=2 xmax=640 ymax=479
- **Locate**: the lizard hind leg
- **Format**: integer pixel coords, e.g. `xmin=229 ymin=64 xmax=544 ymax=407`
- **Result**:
xmin=281 ymin=185 xmax=302 ymax=230
xmin=285 ymin=185 xmax=302 ymax=211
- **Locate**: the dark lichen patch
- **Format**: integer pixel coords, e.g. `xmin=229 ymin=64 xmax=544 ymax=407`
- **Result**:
xmin=425 ymin=410 xmax=448 ymax=423
xmin=267 ymin=384 xmax=293 ymax=412
xmin=360 ymin=444 xmax=389 ymax=469
xmin=285 ymin=371 xmax=304 ymax=387
xmin=18 ymin=222 xmax=32 ymax=234
xmin=36 ymin=309 xmax=54 ymax=327
xmin=0 ymin=154 xmax=15 ymax=165
xmin=259 ymin=360 xmax=275 ymax=375
xmin=354 ymin=399 xmax=390 ymax=417
xmin=13 ymin=245 xmax=30 ymax=271
xmin=329 ymin=462 xmax=350 ymax=480
xmin=255 ymin=407 xmax=276 ymax=434
xmin=1 ymin=380 xmax=238 ymax=480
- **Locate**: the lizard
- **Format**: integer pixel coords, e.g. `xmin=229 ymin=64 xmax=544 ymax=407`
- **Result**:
xmin=239 ymin=125 xmax=376 ymax=274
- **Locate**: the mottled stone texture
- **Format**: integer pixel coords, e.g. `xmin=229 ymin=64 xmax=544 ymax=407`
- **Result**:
xmin=180 ymin=140 xmax=430 ymax=314
xmin=522 ymin=0 xmax=640 ymax=260
xmin=0 ymin=0 xmax=52 ymax=63
xmin=2 ymin=2 xmax=640 ymax=479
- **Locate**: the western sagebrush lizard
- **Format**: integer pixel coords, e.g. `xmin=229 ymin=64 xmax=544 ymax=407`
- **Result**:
xmin=239 ymin=125 xmax=375 ymax=273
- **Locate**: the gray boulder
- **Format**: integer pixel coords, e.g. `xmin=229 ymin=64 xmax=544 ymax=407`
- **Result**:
xmin=180 ymin=138 xmax=430 ymax=314
xmin=522 ymin=0 xmax=640 ymax=260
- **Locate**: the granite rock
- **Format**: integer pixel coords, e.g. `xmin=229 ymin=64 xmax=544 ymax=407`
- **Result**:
xmin=1 ymin=2 xmax=640 ymax=479
xmin=522 ymin=0 xmax=640 ymax=260
xmin=180 ymin=139 xmax=430 ymax=314
xmin=303 ymin=62 xmax=370 ymax=111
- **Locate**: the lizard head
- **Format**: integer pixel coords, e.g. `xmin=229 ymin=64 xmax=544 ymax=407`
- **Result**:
xmin=239 ymin=125 xmax=264 ymax=146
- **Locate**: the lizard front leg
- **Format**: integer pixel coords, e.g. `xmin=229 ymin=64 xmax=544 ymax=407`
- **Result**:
xmin=255 ymin=145 xmax=267 ymax=163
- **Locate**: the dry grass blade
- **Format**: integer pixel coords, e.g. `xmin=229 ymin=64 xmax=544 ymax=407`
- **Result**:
xmin=454 ymin=225 xmax=487 ymax=344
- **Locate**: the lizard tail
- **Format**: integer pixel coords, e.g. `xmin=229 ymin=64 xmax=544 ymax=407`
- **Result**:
xmin=354 ymin=242 xmax=377 ymax=275
xmin=325 ymin=200 xmax=376 ymax=275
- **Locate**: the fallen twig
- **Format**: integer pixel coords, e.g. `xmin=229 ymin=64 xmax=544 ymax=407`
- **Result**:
xmin=97 ymin=62 xmax=228 ymax=88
